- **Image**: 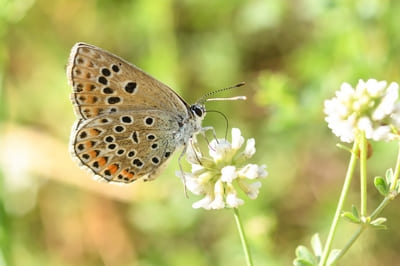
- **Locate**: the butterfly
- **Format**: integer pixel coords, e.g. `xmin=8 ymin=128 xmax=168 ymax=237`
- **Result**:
xmin=67 ymin=42 xmax=245 ymax=184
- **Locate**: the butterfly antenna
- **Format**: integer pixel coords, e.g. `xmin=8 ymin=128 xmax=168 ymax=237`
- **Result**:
xmin=197 ymin=82 xmax=247 ymax=104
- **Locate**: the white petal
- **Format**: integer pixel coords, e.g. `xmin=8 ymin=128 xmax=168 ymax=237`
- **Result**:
xmin=231 ymin=128 xmax=244 ymax=150
xmin=226 ymin=193 xmax=244 ymax=208
xmin=209 ymin=193 xmax=225 ymax=209
xmin=238 ymin=180 xmax=262 ymax=200
xmin=220 ymin=166 xmax=237 ymax=182
xmin=339 ymin=82 xmax=354 ymax=97
xmin=391 ymin=103 xmax=400 ymax=127
xmin=238 ymin=164 xmax=259 ymax=179
xmin=191 ymin=164 xmax=204 ymax=173
xmin=357 ymin=117 xmax=373 ymax=139
xmin=186 ymin=176 xmax=204 ymax=195
xmin=365 ymin=79 xmax=386 ymax=96
xmin=257 ymin=165 xmax=268 ymax=178
xmin=247 ymin=182 xmax=262 ymax=199
xmin=372 ymin=82 xmax=399 ymax=120
xmin=209 ymin=139 xmax=231 ymax=161
xmin=372 ymin=126 xmax=394 ymax=142
xmin=192 ymin=194 xmax=214 ymax=209
xmin=324 ymin=94 xmax=356 ymax=143
xmin=244 ymin=138 xmax=256 ymax=158
xmin=355 ymin=79 xmax=367 ymax=94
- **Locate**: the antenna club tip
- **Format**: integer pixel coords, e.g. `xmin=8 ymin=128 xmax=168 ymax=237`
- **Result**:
xmin=236 ymin=82 xmax=246 ymax=87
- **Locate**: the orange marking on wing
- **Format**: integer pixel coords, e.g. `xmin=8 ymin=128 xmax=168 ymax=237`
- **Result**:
xmin=89 ymin=150 xmax=99 ymax=158
xmin=86 ymin=95 xmax=97 ymax=104
xmin=121 ymin=169 xmax=129 ymax=175
xmin=84 ymin=83 xmax=92 ymax=91
xmin=106 ymin=164 xmax=119 ymax=175
xmin=89 ymin=128 xmax=100 ymax=136
xmin=120 ymin=169 xmax=133 ymax=179
xmin=97 ymin=157 xmax=107 ymax=167
xmin=85 ymin=141 xmax=93 ymax=149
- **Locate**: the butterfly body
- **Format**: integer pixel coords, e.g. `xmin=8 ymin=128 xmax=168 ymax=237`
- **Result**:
xmin=67 ymin=43 xmax=205 ymax=183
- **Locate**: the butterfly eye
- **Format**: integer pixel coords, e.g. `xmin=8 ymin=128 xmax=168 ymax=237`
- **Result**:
xmin=191 ymin=105 xmax=204 ymax=118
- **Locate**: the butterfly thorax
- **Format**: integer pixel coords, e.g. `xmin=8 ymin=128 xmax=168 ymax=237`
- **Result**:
xmin=175 ymin=103 xmax=206 ymax=146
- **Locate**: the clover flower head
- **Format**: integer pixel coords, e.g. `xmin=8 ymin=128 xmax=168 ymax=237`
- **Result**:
xmin=176 ymin=128 xmax=267 ymax=210
xmin=324 ymin=79 xmax=400 ymax=142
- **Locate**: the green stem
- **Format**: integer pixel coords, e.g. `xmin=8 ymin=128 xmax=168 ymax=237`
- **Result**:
xmin=233 ymin=208 xmax=253 ymax=266
xmin=370 ymin=196 xmax=392 ymax=219
xmin=360 ymin=132 xmax=368 ymax=216
xmin=319 ymin=140 xmax=359 ymax=266
xmin=331 ymin=196 xmax=392 ymax=265
xmin=331 ymin=226 xmax=365 ymax=263
xmin=389 ymin=141 xmax=400 ymax=191
xmin=331 ymin=139 xmax=400 ymax=265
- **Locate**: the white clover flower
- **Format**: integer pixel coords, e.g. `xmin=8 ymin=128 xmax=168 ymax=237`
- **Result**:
xmin=324 ymin=79 xmax=400 ymax=142
xmin=176 ymin=128 xmax=267 ymax=210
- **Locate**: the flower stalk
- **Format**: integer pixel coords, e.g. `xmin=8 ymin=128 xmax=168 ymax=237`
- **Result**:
xmin=360 ymin=132 xmax=368 ymax=217
xmin=233 ymin=208 xmax=253 ymax=266
xmin=319 ymin=140 xmax=359 ymax=266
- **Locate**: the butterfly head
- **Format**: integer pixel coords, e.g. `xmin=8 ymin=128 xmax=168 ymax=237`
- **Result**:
xmin=190 ymin=104 xmax=206 ymax=120
xmin=189 ymin=82 xmax=246 ymax=129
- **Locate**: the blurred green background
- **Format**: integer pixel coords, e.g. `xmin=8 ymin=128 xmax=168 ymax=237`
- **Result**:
xmin=1 ymin=0 xmax=400 ymax=265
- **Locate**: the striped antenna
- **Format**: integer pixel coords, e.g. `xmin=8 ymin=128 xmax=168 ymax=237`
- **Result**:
xmin=197 ymin=82 xmax=246 ymax=104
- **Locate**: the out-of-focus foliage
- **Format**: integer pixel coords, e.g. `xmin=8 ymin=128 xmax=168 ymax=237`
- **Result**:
xmin=1 ymin=0 xmax=400 ymax=265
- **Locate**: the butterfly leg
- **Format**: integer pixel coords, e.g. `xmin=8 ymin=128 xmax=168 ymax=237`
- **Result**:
xmin=177 ymin=146 xmax=189 ymax=198
xmin=201 ymin=126 xmax=218 ymax=141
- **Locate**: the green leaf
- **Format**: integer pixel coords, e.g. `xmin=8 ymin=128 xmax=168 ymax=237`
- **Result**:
xmin=341 ymin=211 xmax=360 ymax=224
xmin=385 ymin=168 xmax=394 ymax=186
xmin=327 ymin=249 xmax=341 ymax=266
xmin=371 ymin=217 xmax=387 ymax=229
xmin=295 ymin=245 xmax=317 ymax=264
xmin=371 ymin=224 xmax=387 ymax=230
xmin=396 ymin=180 xmax=400 ymax=194
xmin=293 ymin=258 xmax=315 ymax=266
xmin=371 ymin=217 xmax=387 ymax=225
xmin=336 ymin=143 xmax=352 ymax=153
xmin=311 ymin=233 xmax=322 ymax=258
xmin=374 ymin=176 xmax=388 ymax=196
xmin=351 ymin=205 xmax=360 ymax=220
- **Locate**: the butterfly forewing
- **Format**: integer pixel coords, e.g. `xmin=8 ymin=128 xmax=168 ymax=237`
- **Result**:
xmin=71 ymin=110 xmax=179 ymax=183
xmin=67 ymin=42 xmax=189 ymax=120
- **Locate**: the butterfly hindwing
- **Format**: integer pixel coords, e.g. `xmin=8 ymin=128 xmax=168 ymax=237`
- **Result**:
xmin=70 ymin=110 xmax=180 ymax=183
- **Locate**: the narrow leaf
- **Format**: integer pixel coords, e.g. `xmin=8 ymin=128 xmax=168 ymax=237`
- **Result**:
xmin=295 ymin=245 xmax=316 ymax=264
xmin=341 ymin=211 xmax=360 ymax=224
xmin=396 ymin=180 xmax=400 ymax=193
xmin=293 ymin=258 xmax=315 ymax=266
xmin=327 ymin=249 xmax=341 ymax=266
xmin=311 ymin=233 xmax=322 ymax=257
xmin=385 ymin=168 xmax=394 ymax=186
xmin=371 ymin=217 xmax=387 ymax=226
xmin=374 ymin=176 xmax=388 ymax=196
xmin=351 ymin=205 xmax=360 ymax=220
